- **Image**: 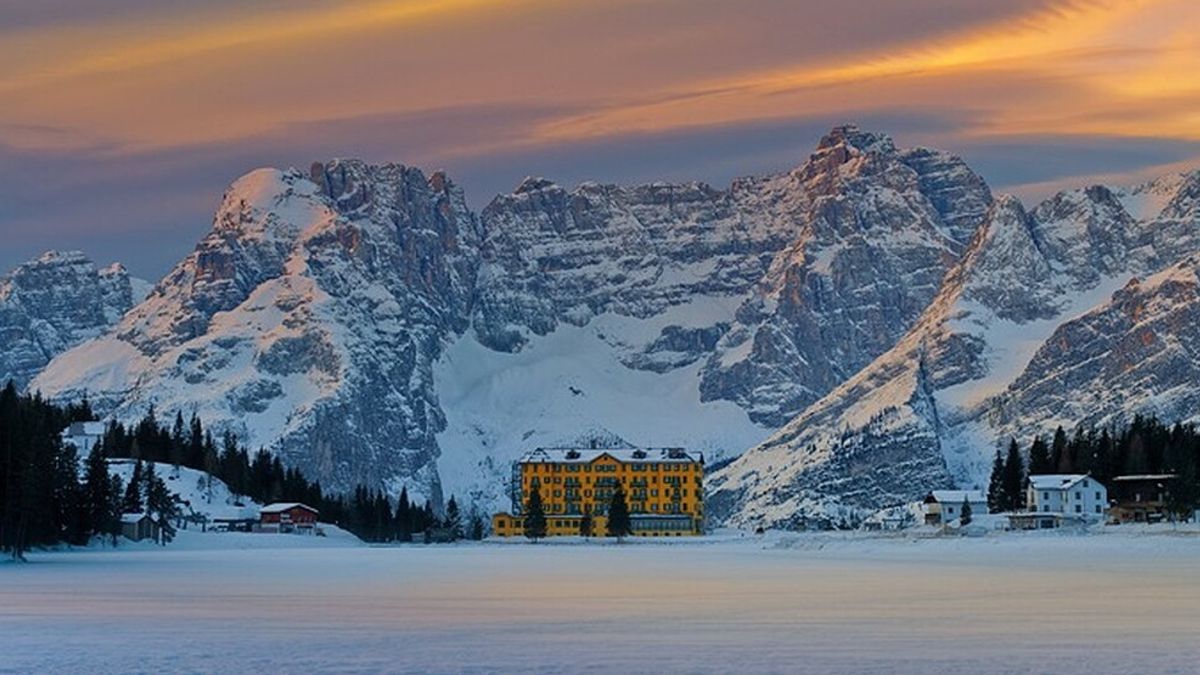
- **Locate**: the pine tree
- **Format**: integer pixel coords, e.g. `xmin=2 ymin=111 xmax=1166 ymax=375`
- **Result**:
xmin=1028 ymin=436 xmax=1052 ymax=475
xmin=1050 ymin=426 xmax=1068 ymax=472
xmin=123 ymin=460 xmax=144 ymax=513
xmin=579 ymin=513 xmax=593 ymax=537
xmin=469 ymin=514 xmax=485 ymax=541
xmin=605 ymin=486 xmax=632 ymax=540
xmin=146 ymin=471 xmax=178 ymax=545
xmin=959 ymin=497 xmax=973 ymax=526
xmin=444 ymin=495 xmax=463 ymax=540
xmin=82 ymin=444 xmax=112 ymax=540
xmin=1001 ymin=439 xmax=1026 ymax=511
xmin=523 ymin=485 xmax=547 ymax=541
xmin=395 ymin=487 xmax=412 ymax=542
xmin=987 ymin=450 xmax=1005 ymax=513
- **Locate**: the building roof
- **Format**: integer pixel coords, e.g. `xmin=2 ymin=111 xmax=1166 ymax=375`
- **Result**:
xmin=65 ymin=421 xmax=105 ymax=436
xmin=928 ymin=490 xmax=986 ymax=504
xmin=518 ymin=447 xmax=700 ymax=465
xmin=260 ymin=502 xmax=319 ymax=514
xmin=1112 ymin=474 xmax=1177 ymax=482
xmin=120 ymin=512 xmax=152 ymax=524
xmin=1028 ymin=474 xmax=1093 ymax=490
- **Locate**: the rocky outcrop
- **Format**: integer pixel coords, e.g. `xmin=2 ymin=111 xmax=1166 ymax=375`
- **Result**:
xmin=697 ymin=127 xmax=992 ymax=426
xmin=0 ymin=251 xmax=139 ymax=390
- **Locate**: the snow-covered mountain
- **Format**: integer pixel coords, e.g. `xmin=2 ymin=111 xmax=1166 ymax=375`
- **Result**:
xmin=28 ymin=125 xmax=1200 ymax=526
xmin=709 ymin=171 xmax=1200 ymax=528
xmin=1 ymin=250 xmax=145 ymax=390
xmin=33 ymin=127 xmax=986 ymax=508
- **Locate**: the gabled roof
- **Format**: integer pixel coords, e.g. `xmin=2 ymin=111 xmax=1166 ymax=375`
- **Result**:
xmin=929 ymin=490 xmax=986 ymax=504
xmin=260 ymin=502 xmax=319 ymax=514
xmin=519 ymin=447 xmax=700 ymax=465
xmin=1028 ymin=474 xmax=1092 ymax=490
xmin=120 ymin=512 xmax=152 ymax=524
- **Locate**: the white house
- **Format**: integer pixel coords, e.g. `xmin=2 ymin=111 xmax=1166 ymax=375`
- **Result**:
xmin=1026 ymin=474 xmax=1108 ymax=521
xmin=922 ymin=490 xmax=987 ymax=526
xmin=61 ymin=421 xmax=105 ymax=454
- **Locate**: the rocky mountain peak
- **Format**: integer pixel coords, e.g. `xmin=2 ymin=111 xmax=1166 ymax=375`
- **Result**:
xmin=815 ymin=124 xmax=896 ymax=156
xmin=514 ymin=176 xmax=558 ymax=194
xmin=1 ymin=250 xmax=139 ymax=390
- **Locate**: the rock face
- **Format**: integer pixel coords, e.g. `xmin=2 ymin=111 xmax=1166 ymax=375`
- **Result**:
xmin=0 ymin=251 xmax=141 ymax=390
xmin=697 ymin=127 xmax=991 ymax=426
xmin=36 ymin=126 xmax=987 ymax=502
xmin=35 ymin=163 xmax=481 ymax=503
xmin=29 ymin=127 xmax=1200 ymax=522
xmin=709 ymin=171 xmax=1200 ymax=529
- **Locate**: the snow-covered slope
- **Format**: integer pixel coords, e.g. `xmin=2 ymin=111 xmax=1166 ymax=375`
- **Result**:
xmin=710 ymin=172 xmax=1200 ymax=528
xmin=1 ymin=251 xmax=143 ymax=390
xmin=30 ymin=126 xmax=1200 ymax=524
xmin=36 ymin=127 xmax=990 ymax=512
xmin=107 ymin=459 xmax=257 ymax=521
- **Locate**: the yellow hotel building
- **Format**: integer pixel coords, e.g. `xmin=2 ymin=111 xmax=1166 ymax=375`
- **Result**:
xmin=492 ymin=447 xmax=705 ymax=537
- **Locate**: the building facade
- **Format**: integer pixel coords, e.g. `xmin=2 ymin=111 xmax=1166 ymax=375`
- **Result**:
xmin=259 ymin=503 xmax=319 ymax=534
xmin=1021 ymin=474 xmax=1108 ymax=527
xmin=921 ymin=490 xmax=987 ymax=526
xmin=1109 ymin=474 xmax=1177 ymax=523
xmin=492 ymin=447 xmax=704 ymax=537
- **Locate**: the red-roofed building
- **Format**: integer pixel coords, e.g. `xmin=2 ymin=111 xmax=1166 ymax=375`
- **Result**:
xmin=259 ymin=503 xmax=319 ymax=534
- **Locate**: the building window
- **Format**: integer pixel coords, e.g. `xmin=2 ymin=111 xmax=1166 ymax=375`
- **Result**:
xmin=1095 ymin=505 xmax=1101 ymax=513
xmin=1075 ymin=504 xmax=1082 ymax=513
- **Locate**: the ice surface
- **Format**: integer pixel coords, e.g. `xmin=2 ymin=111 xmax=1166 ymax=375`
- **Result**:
xmin=3 ymin=530 xmax=1199 ymax=674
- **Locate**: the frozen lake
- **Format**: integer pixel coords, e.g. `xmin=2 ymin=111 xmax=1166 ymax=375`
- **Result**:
xmin=3 ymin=531 xmax=1199 ymax=674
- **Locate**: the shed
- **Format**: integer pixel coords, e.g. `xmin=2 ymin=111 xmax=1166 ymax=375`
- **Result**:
xmin=121 ymin=513 xmax=160 ymax=542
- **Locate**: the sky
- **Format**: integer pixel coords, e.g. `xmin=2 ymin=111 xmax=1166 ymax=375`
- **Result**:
xmin=2 ymin=0 xmax=1199 ymax=278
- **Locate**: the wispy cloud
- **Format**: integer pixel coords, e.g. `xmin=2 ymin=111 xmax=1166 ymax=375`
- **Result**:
xmin=1 ymin=0 xmax=1197 ymax=276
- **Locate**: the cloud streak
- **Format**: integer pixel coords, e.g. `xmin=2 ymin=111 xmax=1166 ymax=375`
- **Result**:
xmin=1 ymin=0 xmax=1197 ymax=276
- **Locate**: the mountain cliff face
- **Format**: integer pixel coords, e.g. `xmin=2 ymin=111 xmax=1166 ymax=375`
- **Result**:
xmin=1 ymin=251 xmax=142 ymax=390
xmin=697 ymin=127 xmax=991 ymax=426
xmin=37 ymin=126 xmax=989 ymax=505
xmin=709 ymin=171 xmax=1200 ymax=528
xmin=35 ymin=163 xmax=480 ymax=502
xmin=27 ymin=127 xmax=1200 ymax=524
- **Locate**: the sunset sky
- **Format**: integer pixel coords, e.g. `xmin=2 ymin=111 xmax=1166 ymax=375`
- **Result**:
xmin=3 ymin=0 xmax=1199 ymax=276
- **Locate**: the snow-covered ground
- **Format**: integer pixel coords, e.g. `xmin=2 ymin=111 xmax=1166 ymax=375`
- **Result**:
xmin=3 ymin=528 xmax=1199 ymax=674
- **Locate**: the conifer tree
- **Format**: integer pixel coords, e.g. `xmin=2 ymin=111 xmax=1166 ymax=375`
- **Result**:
xmin=1028 ymin=436 xmax=1052 ymax=475
xmin=123 ymin=461 xmax=144 ymax=513
xmin=469 ymin=513 xmax=485 ymax=541
xmin=523 ymin=486 xmax=547 ymax=541
xmin=606 ymin=486 xmax=632 ymax=540
xmin=444 ymin=495 xmax=463 ymax=540
xmin=83 ymin=445 xmax=112 ymax=539
xmin=395 ymin=487 xmax=412 ymax=542
xmin=1001 ymin=439 xmax=1026 ymax=511
xmin=987 ymin=450 xmax=1005 ymax=513
xmin=579 ymin=513 xmax=593 ymax=537
xmin=1050 ymin=426 xmax=1068 ymax=473
xmin=959 ymin=497 xmax=973 ymax=526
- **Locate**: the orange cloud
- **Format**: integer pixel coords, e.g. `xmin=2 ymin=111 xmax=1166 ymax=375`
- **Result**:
xmin=1 ymin=0 xmax=1197 ymax=158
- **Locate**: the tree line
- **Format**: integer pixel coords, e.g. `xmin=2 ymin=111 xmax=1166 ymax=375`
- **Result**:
xmin=987 ymin=415 xmax=1200 ymax=516
xmin=94 ymin=405 xmax=486 ymax=543
xmin=0 ymin=383 xmax=150 ymax=559
xmin=0 ymin=381 xmax=484 ymax=557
